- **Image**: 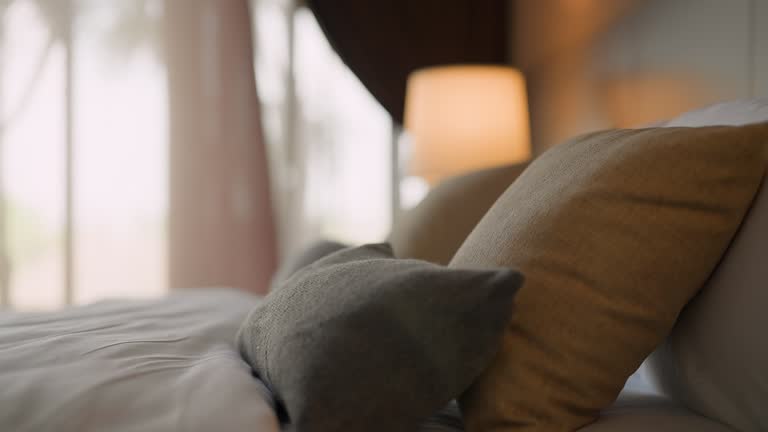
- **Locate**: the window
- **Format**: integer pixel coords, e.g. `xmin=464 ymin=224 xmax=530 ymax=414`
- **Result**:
xmin=253 ymin=1 xmax=393 ymax=258
xmin=1 ymin=0 xmax=166 ymax=310
xmin=1 ymin=0 xmax=393 ymax=309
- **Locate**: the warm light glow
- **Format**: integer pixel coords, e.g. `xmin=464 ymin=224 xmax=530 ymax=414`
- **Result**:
xmin=404 ymin=65 xmax=531 ymax=183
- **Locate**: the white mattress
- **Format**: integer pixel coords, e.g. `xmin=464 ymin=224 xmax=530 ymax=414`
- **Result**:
xmin=0 ymin=288 xmax=279 ymax=432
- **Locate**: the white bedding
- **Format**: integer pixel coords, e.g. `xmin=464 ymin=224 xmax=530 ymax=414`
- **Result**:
xmin=0 ymin=288 xmax=280 ymax=432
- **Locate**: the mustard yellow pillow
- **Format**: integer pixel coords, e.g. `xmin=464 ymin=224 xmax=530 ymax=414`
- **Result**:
xmin=451 ymin=124 xmax=768 ymax=431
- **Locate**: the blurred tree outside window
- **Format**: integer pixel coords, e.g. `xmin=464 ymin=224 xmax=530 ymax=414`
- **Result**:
xmin=0 ymin=0 xmax=166 ymax=310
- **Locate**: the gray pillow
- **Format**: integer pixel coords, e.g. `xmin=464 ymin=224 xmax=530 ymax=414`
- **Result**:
xmin=236 ymin=243 xmax=523 ymax=432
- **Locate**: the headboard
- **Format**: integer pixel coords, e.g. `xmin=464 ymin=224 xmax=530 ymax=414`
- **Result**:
xmin=509 ymin=0 xmax=768 ymax=152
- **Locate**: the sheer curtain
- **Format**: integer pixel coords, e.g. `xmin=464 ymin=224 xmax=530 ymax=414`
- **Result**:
xmin=0 ymin=0 xmax=392 ymax=310
xmin=0 ymin=0 xmax=276 ymax=310
xmin=165 ymin=0 xmax=277 ymax=294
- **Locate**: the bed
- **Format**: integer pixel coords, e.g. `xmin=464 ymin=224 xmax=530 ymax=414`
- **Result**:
xmin=2 ymin=100 xmax=767 ymax=432
xmin=1 ymin=289 xmax=279 ymax=432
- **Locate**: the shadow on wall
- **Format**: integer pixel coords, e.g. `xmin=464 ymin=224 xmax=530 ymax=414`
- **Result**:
xmin=599 ymin=74 xmax=714 ymax=128
xmin=513 ymin=0 xmax=758 ymax=151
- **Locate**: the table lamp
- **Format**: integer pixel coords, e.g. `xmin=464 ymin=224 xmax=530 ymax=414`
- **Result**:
xmin=403 ymin=65 xmax=531 ymax=184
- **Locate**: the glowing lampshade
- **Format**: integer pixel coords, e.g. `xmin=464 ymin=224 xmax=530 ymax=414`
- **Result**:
xmin=404 ymin=65 xmax=531 ymax=183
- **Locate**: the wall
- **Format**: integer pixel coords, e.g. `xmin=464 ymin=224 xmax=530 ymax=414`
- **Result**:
xmin=757 ymin=0 xmax=768 ymax=96
xmin=511 ymin=0 xmax=768 ymax=152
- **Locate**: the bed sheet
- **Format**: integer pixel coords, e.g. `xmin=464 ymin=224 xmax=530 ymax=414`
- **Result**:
xmin=0 ymin=288 xmax=279 ymax=432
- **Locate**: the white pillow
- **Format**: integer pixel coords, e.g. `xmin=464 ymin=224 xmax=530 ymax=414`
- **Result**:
xmin=646 ymin=99 xmax=768 ymax=431
xmin=663 ymin=98 xmax=768 ymax=127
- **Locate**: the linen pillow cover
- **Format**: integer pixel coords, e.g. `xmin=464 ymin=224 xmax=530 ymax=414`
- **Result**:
xmin=451 ymin=124 xmax=768 ymax=431
xmin=237 ymin=243 xmax=524 ymax=432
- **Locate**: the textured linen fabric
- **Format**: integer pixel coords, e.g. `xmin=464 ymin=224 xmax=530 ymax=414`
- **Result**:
xmin=645 ymin=100 xmax=768 ymax=431
xmin=390 ymin=163 xmax=528 ymax=265
xmin=0 ymin=288 xmax=279 ymax=432
xmin=450 ymin=124 xmax=768 ymax=432
xmin=237 ymin=243 xmax=523 ymax=432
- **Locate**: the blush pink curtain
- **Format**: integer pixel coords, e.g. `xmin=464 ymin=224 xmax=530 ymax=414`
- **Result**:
xmin=164 ymin=0 xmax=277 ymax=294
